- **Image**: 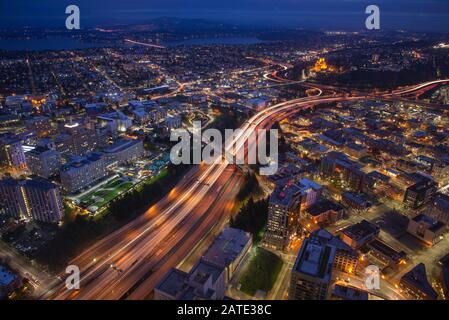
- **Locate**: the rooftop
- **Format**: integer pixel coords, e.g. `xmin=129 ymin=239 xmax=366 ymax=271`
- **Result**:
xmin=307 ymin=199 xmax=344 ymax=217
xmin=201 ymin=227 xmax=251 ymax=269
xmin=341 ymin=220 xmax=380 ymax=241
xmin=332 ymin=284 xmax=369 ymax=300
xmin=104 ymin=139 xmax=141 ymax=154
xmin=293 ymin=237 xmax=335 ymax=282
xmin=411 ymin=214 xmax=445 ymax=232
xmin=400 ymin=263 xmax=438 ymax=299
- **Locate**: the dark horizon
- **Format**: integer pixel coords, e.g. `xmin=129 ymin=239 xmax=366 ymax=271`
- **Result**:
xmin=1 ymin=0 xmax=449 ymax=32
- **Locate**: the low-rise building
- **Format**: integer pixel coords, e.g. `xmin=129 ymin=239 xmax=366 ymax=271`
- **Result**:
xmin=428 ymin=193 xmax=449 ymax=224
xmin=331 ymin=284 xmax=368 ymax=300
xmin=400 ymin=263 xmax=438 ymax=300
xmin=367 ymin=238 xmax=407 ymax=266
xmin=154 ymin=260 xmax=225 ymax=300
xmin=341 ymin=192 xmax=372 ymax=211
xmin=406 ymin=214 xmax=445 ymax=247
xmin=305 ymin=199 xmax=345 ymax=226
xmin=201 ymin=228 xmax=252 ymax=282
xmin=340 ymin=220 xmax=380 ymax=249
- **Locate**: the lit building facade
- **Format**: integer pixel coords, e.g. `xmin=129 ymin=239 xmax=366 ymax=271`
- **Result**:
xmin=0 ymin=177 xmax=64 ymax=223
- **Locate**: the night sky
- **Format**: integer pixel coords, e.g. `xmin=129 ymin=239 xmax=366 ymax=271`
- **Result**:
xmin=1 ymin=0 xmax=449 ymax=31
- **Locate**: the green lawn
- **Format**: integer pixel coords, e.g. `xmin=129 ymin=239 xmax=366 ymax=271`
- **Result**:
xmin=80 ymin=178 xmax=134 ymax=209
xmin=239 ymin=248 xmax=283 ymax=296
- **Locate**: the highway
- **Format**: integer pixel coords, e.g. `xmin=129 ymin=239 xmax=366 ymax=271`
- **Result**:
xmin=44 ymin=74 xmax=449 ymax=300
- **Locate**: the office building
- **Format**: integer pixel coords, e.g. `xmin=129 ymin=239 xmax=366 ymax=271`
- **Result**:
xmin=297 ymin=178 xmax=323 ymax=211
xmin=310 ymin=229 xmax=359 ymax=274
xmin=265 ymin=179 xmax=322 ymax=251
xmin=289 ymin=237 xmax=336 ymax=300
xmin=320 ymin=152 xmax=365 ymax=192
xmin=60 ymin=152 xmax=109 ymax=193
xmin=25 ymin=146 xmax=61 ymax=178
xmin=264 ymin=180 xmax=302 ymax=251
xmin=155 ymin=228 xmax=251 ymax=300
xmin=54 ymin=122 xmax=100 ymax=157
xmin=403 ymin=178 xmax=438 ymax=209
xmin=97 ymin=112 xmax=133 ymax=133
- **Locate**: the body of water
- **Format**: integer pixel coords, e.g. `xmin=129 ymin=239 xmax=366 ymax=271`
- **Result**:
xmin=0 ymin=36 xmax=264 ymax=51
xmin=164 ymin=37 xmax=264 ymax=46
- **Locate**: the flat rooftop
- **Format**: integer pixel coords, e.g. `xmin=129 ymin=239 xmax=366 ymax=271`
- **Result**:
xmin=104 ymin=139 xmax=141 ymax=154
xmin=341 ymin=220 xmax=380 ymax=241
xmin=293 ymin=238 xmax=335 ymax=281
xmin=201 ymin=227 xmax=251 ymax=269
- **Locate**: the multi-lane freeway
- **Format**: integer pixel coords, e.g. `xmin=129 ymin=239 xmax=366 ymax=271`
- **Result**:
xmin=44 ymin=68 xmax=448 ymax=300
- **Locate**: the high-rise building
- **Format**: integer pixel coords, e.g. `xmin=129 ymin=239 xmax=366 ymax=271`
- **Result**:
xmin=265 ymin=179 xmax=322 ymax=251
xmin=403 ymin=178 xmax=438 ymax=209
xmin=309 ymin=229 xmax=359 ymax=275
xmin=0 ymin=135 xmax=27 ymax=170
xmin=60 ymin=152 xmax=110 ymax=194
xmin=264 ymin=181 xmax=302 ymax=251
xmin=0 ymin=177 xmax=64 ymax=223
xmin=53 ymin=122 xmax=100 ymax=157
xmin=25 ymin=146 xmax=61 ymax=178
xmin=289 ymin=237 xmax=336 ymax=300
